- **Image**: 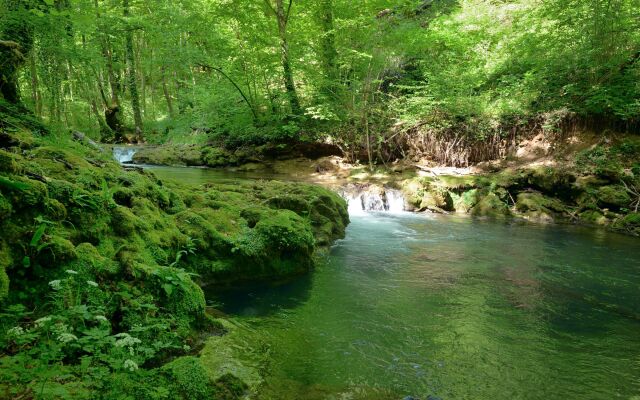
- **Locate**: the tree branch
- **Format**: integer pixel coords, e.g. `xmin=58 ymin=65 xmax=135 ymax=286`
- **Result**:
xmin=263 ymin=0 xmax=276 ymax=15
xmin=198 ymin=64 xmax=258 ymax=121
xmin=285 ymin=0 xmax=294 ymax=23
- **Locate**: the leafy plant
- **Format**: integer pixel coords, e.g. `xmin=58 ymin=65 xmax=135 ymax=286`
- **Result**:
xmin=22 ymin=216 xmax=55 ymax=268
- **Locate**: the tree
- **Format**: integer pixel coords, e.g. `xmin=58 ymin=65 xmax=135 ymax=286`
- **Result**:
xmin=123 ymin=0 xmax=143 ymax=141
xmin=0 ymin=0 xmax=34 ymax=104
xmin=264 ymin=0 xmax=301 ymax=115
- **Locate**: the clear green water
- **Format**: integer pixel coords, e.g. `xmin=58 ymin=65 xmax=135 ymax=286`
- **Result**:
xmin=137 ymin=163 xmax=640 ymax=399
xmin=214 ymin=213 xmax=640 ymax=400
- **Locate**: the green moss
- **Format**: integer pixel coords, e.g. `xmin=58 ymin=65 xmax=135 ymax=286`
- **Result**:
xmin=133 ymin=144 xmax=205 ymax=166
xmin=471 ymin=191 xmax=512 ymax=218
xmin=454 ymin=189 xmax=480 ymax=213
xmin=42 ymin=236 xmax=77 ymax=263
xmin=0 ymin=149 xmax=20 ymax=173
xmin=0 ymin=241 xmax=11 ymax=301
xmin=0 ymin=117 xmax=351 ymax=397
xmin=111 ymin=206 xmax=140 ymax=236
xmin=419 ymin=188 xmax=454 ymax=212
xmin=579 ymin=210 xmax=608 ymax=225
xmin=0 ymin=192 xmax=12 ymax=220
xmin=596 ymin=185 xmax=631 ymax=209
xmin=162 ymin=356 xmax=214 ymax=400
xmin=6 ymin=176 xmax=48 ymax=206
xmin=71 ymin=243 xmax=120 ymax=275
xmin=612 ymin=212 xmax=640 ymax=235
xmin=515 ymin=192 xmax=567 ymax=222
xmin=44 ymin=198 xmax=67 ymax=221
xmin=526 ymin=167 xmax=576 ymax=198
xmin=151 ymin=267 xmax=207 ymax=328
xmin=255 ymin=210 xmax=314 ymax=253
xmin=200 ymin=321 xmax=262 ymax=393
xmin=212 ymin=373 xmax=249 ymax=400
xmin=266 ymin=194 xmax=310 ymax=215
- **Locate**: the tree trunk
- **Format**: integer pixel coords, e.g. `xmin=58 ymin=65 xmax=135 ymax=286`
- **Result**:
xmin=0 ymin=3 xmax=34 ymax=104
xmin=123 ymin=0 xmax=143 ymax=141
xmin=29 ymin=51 xmax=42 ymax=115
xmin=161 ymin=65 xmax=174 ymax=117
xmin=318 ymin=0 xmax=338 ymax=96
xmin=267 ymin=0 xmax=301 ymax=115
xmin=94 ymin=0 xmax=119 ymax=107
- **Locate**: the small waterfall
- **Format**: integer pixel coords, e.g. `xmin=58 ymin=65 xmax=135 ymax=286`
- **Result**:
xmin=340 ymin=184 xmax=406 ymax=215
xmin=112 ymin=146 xmax=138 ymax=164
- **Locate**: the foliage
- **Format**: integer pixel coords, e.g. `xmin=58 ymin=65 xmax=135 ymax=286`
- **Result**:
xmin=0 ymin=114 xmax=348 ymax=398
xmin=2 ymin=0 xmax=638 ymax=161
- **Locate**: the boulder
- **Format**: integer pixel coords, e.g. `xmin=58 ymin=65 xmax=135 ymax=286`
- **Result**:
xmin=471 ymin=191 xmax=512 ymax=218
xmin=515 ymin=192 xmax=567 ymax=223
xmin=419 ymin=189 xmax=454 ymax=212
xmin=596 ymin=185 xmax=631 ymax=209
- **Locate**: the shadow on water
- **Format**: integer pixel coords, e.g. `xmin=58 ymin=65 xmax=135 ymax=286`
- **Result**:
xmin=205 ymin=273 xmax=314 ymax=317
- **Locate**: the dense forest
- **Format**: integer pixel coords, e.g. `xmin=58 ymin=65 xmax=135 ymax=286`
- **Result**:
xmin=1 ymin=0 xmax=640 ymax=399
xmin=3 ymin=0 xmax=639 ymax=161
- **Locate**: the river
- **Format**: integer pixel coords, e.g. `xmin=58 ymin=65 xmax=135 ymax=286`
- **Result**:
xmin=115 ymin=148 xmax=640 ymax=399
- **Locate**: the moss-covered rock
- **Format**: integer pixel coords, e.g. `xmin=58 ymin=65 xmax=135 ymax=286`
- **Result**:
xmin=44 ymin=198 xmax=67 ymax=221
xmin=596 ymin=185 xmax=631 ymax=209
xmin=4 ymin=176 xmax=48 ymax=206
xmin=111 ymin=206 xmax=140 ymax=237
xmin=471 ymin=191 xmax=512 ymax=218
xmin=70 ymin=242 xmax=120 ymax=275
xmin=200 ymin=320 xmax=261 ymax=395
xmin=40 ymin=235 xmax=77 ymax=264
xmin=0 ymin=149 xmax=20 ymax=174
xmin=612 ymin=212 xmax=640 ymax=235
xmin=0 ymin=192 xmax=12 ymax=220
xmin=419 ymin=188 xmax=454 ymax=212
xmin=0 ymin=241 xmax=11 ymax=302
xmin=579 ymin=210 xmax=609 ymax=226
xmin=527 ymin=167 xmax=576 ymax=194
xmin=0 ymin=116 xmax=352 ymax=398
xmin=162 ymin=356 xmax=216 ymax=400
xmin=515 ymin=192 xmax=568 ymax=223
xmin=452 ymin=188 xmax=481 ymax=213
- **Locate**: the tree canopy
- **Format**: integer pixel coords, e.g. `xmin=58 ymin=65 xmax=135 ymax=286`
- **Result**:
xmin=1 ymin=0 xmax=639 ymax=153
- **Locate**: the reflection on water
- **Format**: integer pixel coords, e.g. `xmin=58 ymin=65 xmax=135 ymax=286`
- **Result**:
xmin=214 ymin=213 xmax=640 ymax=399
xmin=144 ymin=164 xmax=328 ymax=186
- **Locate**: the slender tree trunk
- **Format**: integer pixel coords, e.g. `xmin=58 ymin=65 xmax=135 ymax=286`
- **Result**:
xmin=94 ymin=0 xmax=119 ymax=107
xmin=29 ymin=52 xmax=42 ymax=116
xmin=161 ymin=65 xmax=174 ymax=117
xmin=318 ymin=0 xmax=338 ymax=96
xmin=123 ymin=0 xmax=143 ymax=140
xmin=137 ymin=35 xmax=146 ymax=116
xmin=266 ymin=0 xmax=301 ymax=115
xmin=96 ymin=72 xmax=109 ymax=108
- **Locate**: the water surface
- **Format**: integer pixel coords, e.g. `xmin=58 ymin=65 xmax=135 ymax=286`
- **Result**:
xmin=130 ymin=159 xmax=640 ymax=399
xmin=214 ymin=213 xmax=640 ymax=399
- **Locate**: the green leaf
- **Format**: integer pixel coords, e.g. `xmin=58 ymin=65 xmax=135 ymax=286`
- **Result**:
xmin=22 ymin=256 xmax=30 ymax=268
xmin=162 ymin=283 xmax=173 ymax=296
xmin=30 ymin=224 xmax=47 ymax=248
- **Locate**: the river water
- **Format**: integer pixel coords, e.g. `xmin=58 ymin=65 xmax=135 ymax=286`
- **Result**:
xmin=115 ymin=149 xmax=640 ymax=399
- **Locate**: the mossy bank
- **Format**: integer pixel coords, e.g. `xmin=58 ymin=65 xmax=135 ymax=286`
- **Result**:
xmin=396 ymin=162 xmax=640 ymax=236
xmin=0 ymin=117 xmax=348 ymax=399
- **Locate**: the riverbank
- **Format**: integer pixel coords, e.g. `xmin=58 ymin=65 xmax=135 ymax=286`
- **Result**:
xmin=0 ymin=118 xmax=349 ymax=398
xmin=123 ymin=130 xmax=640 ymax=237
